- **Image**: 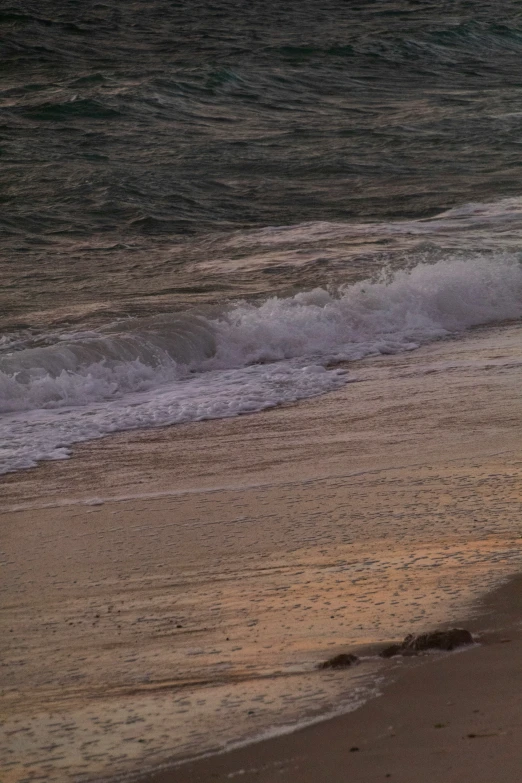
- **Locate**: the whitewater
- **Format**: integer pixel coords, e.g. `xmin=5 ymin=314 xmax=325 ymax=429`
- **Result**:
xmin=2 ymin=246 xmax=522 ymax=474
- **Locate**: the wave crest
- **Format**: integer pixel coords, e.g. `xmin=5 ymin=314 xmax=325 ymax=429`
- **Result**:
xmin=1 ymin=254 xmax=521 ymax=417
xmin=212 ymin=254 xmax=522 ymax=366
xmin=0 ymin=314 xmax=216 ymax=412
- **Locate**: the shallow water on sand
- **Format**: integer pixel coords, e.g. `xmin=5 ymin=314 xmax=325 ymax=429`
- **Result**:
xmin=3 ymin=324 xmax=522 ymax=781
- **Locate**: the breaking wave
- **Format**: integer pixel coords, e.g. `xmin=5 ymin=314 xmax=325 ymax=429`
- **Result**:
xmin=2 ymin=254 xmax=522 ymax=416
xmin=2 ymin=253 xmax=522 ymax=473
xmin=213 ymin=253 xmax=522 ymax=366
xmin=0 ymin=314 xmax=216 ymax=413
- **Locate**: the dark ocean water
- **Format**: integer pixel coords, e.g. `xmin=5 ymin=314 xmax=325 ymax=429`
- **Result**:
xmin=2 ymin=0 xmax=522 ymax=472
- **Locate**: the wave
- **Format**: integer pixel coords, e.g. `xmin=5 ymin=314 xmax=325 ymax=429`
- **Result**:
xmin=23 ymin=98 xmax=120 ymax=121
xmin=2 ymin=252 xmax=522 ymax=474
xmin=210 ymin=252 xmax=522 ymax=364
xmin=0 ymin=314 xmax=216 ymax=413
xmin=2 ymin=254 xmax=522 ymax=416
xmin=266 ymin=21 xmax=522 ymax=70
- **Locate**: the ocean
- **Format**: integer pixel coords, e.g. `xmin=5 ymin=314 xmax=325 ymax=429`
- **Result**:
xmin=3 ymin=0 xmax=522 ymax=474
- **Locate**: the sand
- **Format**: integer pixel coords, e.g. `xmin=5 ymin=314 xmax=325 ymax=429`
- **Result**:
xmin=2 ymin=323 xmax=522 ymax=782
xmin=140 ymin=576 xmax=522 ymax=783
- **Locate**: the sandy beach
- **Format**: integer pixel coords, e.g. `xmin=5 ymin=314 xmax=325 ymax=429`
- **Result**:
xmin=141 ymin=575 xmax=522 ymax=783
xmin=2 ymin=322 xmax=522 ymax=782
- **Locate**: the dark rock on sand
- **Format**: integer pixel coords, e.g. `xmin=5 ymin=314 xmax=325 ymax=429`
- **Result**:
xmin=380 ymin=628 xmax=474 ymax=658
xmin=319 ymin=652 xmax=359 ymax=669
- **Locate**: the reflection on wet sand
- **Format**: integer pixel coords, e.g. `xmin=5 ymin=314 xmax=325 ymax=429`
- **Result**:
xmin=2 ymin=324 xmax=522 ymax=782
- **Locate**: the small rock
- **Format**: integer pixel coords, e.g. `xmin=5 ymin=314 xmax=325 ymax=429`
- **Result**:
xmin=349 ymin=746 xmax=360 ymax=752
xmin=319 ymin=653 xmax=359 ymax=669
xmin=380 ymin=629 xmax=473 ymax=658
xmin=379 ymin=643 xmax=402 ymax=659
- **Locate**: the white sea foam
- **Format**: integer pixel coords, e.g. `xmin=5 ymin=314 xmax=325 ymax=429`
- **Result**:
xmin=0 ymin=363 xmax=349 ymax=473
xmin=1 ymin=253 xmax=522 ymax=473
xmin=211 ymin=254 xmax=522 ymax=367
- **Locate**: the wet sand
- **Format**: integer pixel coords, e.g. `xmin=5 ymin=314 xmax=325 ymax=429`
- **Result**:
xmin=2 ymin=323 xmax=522 ymax=782
xmin=142 ymin=575 xmax=522 ymax=783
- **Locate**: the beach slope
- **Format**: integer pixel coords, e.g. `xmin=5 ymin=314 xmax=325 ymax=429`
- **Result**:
xmin=2 ymin=324 xmax=522 ymax=782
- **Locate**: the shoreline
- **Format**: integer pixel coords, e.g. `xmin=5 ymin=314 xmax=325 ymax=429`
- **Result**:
xmin=137 ymin=572 xmax=522 ymax=783
xmin=2 ymin=322 xmax=522 ymax=782
xmin=2 ymin=321 xmax=522 ymax=509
